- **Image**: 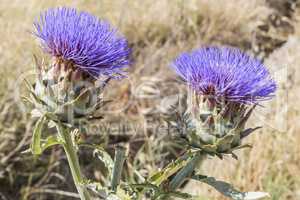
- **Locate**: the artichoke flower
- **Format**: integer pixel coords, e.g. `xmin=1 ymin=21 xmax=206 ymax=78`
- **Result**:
xmin=29 ymin=7 xmax=131 ymax=125
xmin=171 ymin=46 xmax=276 ymax=157
xmin=32 ymin=59 xmax=103 ymax=125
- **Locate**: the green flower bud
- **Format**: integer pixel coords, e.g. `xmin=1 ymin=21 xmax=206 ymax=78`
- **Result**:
xmin=31 ymin=59 xmax=104 ymax=126
xmin=187 ymin=93 xmax=258 ymax=157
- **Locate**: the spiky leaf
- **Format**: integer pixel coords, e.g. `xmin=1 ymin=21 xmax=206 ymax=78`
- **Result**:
xmin=192 ymin=175 xmax=269 ymax=200
xmin=31 ymin=116 xmax=45 ymax=155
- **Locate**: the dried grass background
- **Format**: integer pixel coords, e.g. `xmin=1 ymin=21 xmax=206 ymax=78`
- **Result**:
xmin=0 ymin=0 xmax=299 ymax=200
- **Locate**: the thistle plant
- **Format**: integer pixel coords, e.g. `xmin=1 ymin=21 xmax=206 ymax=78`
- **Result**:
xmin=156 ymin=46 xmax=276 ymax=199
xmin=26 ymin=7 xmax=130 ymax=200
xmin=25 ymin=6 xmax=277 ymax=200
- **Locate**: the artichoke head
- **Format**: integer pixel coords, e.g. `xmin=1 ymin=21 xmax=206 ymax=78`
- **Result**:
xmin=29 ymin=59 xmax=104 ymax=125
xmin=188 ymin=94 xmax=259 ymax=157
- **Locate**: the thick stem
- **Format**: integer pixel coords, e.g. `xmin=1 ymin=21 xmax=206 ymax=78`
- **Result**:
xmin=111 ymin=146 xmax=126 ymax=192
xmin=57 ymin=124 xmax=91 ymax=200
xmin=169 ymin=152 xmax=204 ymax=191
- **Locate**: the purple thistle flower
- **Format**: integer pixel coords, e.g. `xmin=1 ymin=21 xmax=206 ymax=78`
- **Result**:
xmin=34 ymin=7 xmax=131 ymax=78
xmin=171 ymin=46 xmax=276 ymax=104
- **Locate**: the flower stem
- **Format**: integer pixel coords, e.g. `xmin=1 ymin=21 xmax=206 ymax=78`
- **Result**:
xmin=56 ymin=124 xmax=91 ymax=200
xmin=169 ymin=152 xmax=204 ymax=191
xmin=111 ymin=146 xmax=126 ymax=192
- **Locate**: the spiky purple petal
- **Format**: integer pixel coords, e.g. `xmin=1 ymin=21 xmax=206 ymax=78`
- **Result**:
xmin=171 ymin=46 xmax=276 ymax=104
xmin=34 ymin=7 xmax=131 ymax=78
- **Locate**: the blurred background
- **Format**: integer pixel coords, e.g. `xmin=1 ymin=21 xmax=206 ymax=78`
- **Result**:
xmin=0 ymin=0 xmax=299 ymax=200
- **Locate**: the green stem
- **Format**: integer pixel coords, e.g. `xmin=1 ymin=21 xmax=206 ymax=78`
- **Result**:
xmin=111 ymin=146 xmax=126 ymax=192
xmin=169 ymin=152 xmax=204 ymax=191
xmin=56 ymin=124 xmax=91 ymax=200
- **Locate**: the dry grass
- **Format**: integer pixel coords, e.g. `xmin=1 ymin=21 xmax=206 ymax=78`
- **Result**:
xmin=0 ymin=0 xmax=299 ymax=200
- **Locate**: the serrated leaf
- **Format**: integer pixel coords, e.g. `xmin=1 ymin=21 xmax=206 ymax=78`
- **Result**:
xmin=192 ymin=175 xmax=269 ymax=200
xmin=31 ymin=116 xmax=46 ymax=155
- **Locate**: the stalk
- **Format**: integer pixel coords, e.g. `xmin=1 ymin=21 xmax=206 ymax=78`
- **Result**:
xmin=111 ymin=146 xmax=126 ymax=192
xmin=56 ymin=124 xmax=91 ymax=200
xmin=169 ymin=152 xmax=204 ymax=191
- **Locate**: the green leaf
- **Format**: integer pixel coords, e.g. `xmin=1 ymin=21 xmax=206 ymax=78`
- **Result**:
xmin=216 ymin=134 xmax=234 ymax=153
xmin=149 ymin=151 xmax=193 ymax=186
xmin=86 ymin=182 xmax=131 ymax=200
xmin=78 ymin=143 xmax=114 ymax=178
xmin=26 ymin=80 xmax=48 ymax=106
xmin=79 ymin=144 xmax=114 ymax=176
xmin=41 ymin=135 xmax=63 ymax=152
xmin=111 ymin=146 xmax=127 ymax=192
xmin=85 ymin=181 xmax=106 ymax=198
xmin=129 ymin=183 xmax=194 ymax=200
xmin=91 ymin=145 xmax=114 ymax=178
xmin=115 ymin=186 xmax=132 ymax=200
xmin=199 ymin=144 xmax=218 ymax=154
xmin=31 ymin=116 xmax=46 ymax=155
xmin=154 ymin=191 xmax=194 ymax=200
xmin=169 ymin=152 xmax=203 ymax=190
xmin=240 ymin=127 xmax=262 ymax=139
xmin=192 ymin=175 xmax=269 ymax=200
xmin=130 ymin=182 xmax=160 ymax=191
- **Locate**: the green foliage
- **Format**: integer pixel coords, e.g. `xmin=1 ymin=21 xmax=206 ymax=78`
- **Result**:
xmin=149 ymin=150 xmax=193 ymax=186
xmin=1 ymin=1 xmax=298 ymax=200
xmin=192 ymin=175 xmax=269 ymax=200
xmin=30 ymin=116 xmax=45 ymax=155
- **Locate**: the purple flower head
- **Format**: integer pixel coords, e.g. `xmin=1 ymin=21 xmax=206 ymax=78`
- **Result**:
xmin=171 ymin=46 xmax=276 ymax=104
xmin=34 ymin=7 xmax=131 ymax=78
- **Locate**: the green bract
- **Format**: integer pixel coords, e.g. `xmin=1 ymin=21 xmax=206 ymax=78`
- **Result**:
xmin=186 ymin=94 xmax=259 ymax=158
xmin=28 ymin=60 xmax=105 ymax=126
